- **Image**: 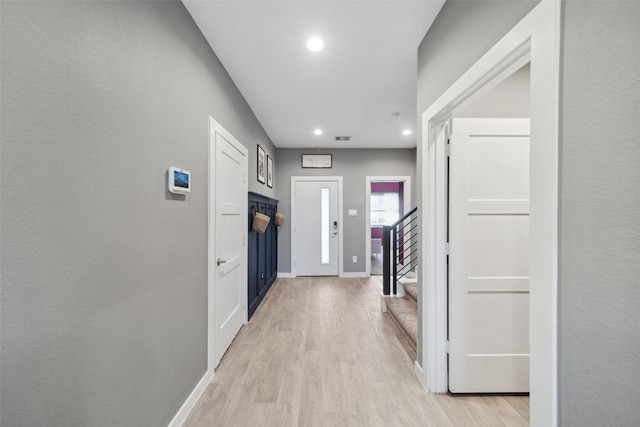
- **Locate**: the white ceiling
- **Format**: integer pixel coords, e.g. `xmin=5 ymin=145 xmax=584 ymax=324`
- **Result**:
xmin=183 ymin=1 xmax=445 ymax=149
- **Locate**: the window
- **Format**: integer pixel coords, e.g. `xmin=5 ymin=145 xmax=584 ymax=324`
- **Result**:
xmin=371 ymin=192 xmax=400 ymax=225
xmin=321 ymin=188 xmax=330 ymax=264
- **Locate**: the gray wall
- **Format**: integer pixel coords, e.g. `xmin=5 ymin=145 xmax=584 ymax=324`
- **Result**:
xmin=457 ymin=64 xmax=530 ymax=118
xmin=1 ymin=1 xmax=274 ymax=426
xmin=559 ymin=2 xmax=640 ymax=425
xmin=417 ymin=0 xmax=640 ymax=423
xmin=275 ymin=148 xmax=416 ymax=274
xmin=416 ymin=0 xmax=539 ymax=367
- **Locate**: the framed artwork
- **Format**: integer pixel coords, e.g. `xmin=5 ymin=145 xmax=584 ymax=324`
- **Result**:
xmin=257 ymin=145 xmax=266 ymax=184
xmin=301 ymin=154 xmax=332 ymax=168
xmin=267 ymin=155 xmax=274 ymax=188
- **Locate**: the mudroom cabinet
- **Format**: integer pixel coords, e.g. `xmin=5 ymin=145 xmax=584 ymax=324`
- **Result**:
xmin=247 ymin=192 xmax=278 ymax=319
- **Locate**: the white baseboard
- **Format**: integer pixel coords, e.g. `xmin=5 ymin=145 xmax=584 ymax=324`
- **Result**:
xmin=380 ymin=292 xmax=388 ymax=312
xmin=168 ymin=369 xmax=214 ymax=427
xmin=277 ymin=272 xmax=295 ymax=278
xmin=339 ymin=272 xmax=369 ymax=278
xmin=278 ymin=272 xmax=369 ymax=278
xmin=415 ymin=361 xmax=428 ymax=393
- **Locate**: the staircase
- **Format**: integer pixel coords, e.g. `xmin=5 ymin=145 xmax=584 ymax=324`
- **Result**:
xmin=380 ymin=207 xmax=419 ymax=352
xmin=384 ymin=282 xmax=417 ymax=351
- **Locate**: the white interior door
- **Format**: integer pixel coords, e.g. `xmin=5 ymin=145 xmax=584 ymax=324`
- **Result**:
xmin=448 ymin=118 xmax=530 ymax=393
xmin=210 ymin=119 xmax=247 ymax=368
xmin=293 ymin=179 xmax=339 ymax=276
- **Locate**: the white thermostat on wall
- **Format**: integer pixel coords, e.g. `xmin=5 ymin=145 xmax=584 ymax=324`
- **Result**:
xmin=168 ymin=167 xmax=191 ymax=195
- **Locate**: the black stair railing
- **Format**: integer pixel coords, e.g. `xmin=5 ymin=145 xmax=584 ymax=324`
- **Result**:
xmin=383 ymin=207 xmax=418 ymax=296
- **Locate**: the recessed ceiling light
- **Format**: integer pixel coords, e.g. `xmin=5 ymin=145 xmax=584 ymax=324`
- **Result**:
xmin=307 ymin=37 xmax=324 ymax=52
xmin=402 ymin=129 xmax=412 ymax=136
xmin=313 ymin=129 xmax=323 ymax=135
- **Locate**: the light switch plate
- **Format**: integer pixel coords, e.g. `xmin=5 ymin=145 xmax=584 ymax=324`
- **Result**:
xmin=348 ymin=209 xmax=357 ymax=217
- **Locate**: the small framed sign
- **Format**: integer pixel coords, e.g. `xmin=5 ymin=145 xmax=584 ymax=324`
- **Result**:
xmin=301 ymin=154 xmax=332 ymax=169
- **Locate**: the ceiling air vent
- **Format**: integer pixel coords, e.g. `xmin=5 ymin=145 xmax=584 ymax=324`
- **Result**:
xmin=334 ymin=136 xmax=351 ymax=142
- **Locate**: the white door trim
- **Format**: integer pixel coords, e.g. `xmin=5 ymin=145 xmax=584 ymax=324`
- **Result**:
xmin=291 ymin=176 xmax=344 ymax=277
xmin=418 ymin=2 xmax=559 ymax=426
xmin=208 ymin=116 xmax=248 ymax=372
xmin=364 ymin=176 xmax=412 ymax=276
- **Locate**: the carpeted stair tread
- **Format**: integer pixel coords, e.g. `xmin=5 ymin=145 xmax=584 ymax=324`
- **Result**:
xmin=385 ymin=296 xmax=417 ymax=351
xmin=403 ymin=283 xmax=417 ymax=302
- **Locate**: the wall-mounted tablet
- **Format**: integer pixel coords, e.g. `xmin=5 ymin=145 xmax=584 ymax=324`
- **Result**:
xmin=168 ymin=167 xmax=191 ymax=195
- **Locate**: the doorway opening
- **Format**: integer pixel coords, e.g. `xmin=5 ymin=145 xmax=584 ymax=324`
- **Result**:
xmin=365 ymin=176 xmax=412 ymax=276
xmin=419 ymin=2 xmax=559 ymax=425
xmin=371 ymin=182 xmax=403 ymax=275
xmin=448 ymin=65 xmax=530 ymax=393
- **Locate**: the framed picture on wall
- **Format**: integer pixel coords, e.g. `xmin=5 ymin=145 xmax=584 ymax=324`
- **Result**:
xmin=257 ymin=144 xmax=266 ymax=184
xmin=267 ymin=155 xmax=274 ymax=188
xmin=301 ymin=153 xmax=332 ymax=168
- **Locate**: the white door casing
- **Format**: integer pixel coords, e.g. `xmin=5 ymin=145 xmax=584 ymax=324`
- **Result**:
xmin=448 ymin=118 xmax=530 ymax=393
xmin=208 ymin=117 xmax=248 ymax=370
xmin=291 ymin=176 xmax=343 ymax=277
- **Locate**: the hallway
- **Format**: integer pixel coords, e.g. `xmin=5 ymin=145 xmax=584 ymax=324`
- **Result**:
xmin=184 ymin=277 xmax=529 ymax=426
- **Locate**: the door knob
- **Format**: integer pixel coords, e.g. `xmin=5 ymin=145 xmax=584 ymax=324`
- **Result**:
xmin=217 ymin=258 xmax=228 ymax=266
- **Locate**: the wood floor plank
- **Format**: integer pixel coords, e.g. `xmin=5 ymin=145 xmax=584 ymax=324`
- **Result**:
xmin=183 ymin=277 xmax=529 ymax=426
xmin=503 ymin=394 xmax=532 ymax=421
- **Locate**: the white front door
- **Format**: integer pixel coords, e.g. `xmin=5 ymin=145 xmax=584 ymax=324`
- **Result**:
xmin=448 ymin=118 xmax=530 ymax=393
xmin=293 ymin=179 xmax=340 ymax=276
xmin=209 ymin=118 xmax=247 ymax=369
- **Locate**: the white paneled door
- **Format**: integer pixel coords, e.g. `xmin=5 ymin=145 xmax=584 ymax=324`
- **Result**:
xmin=293 ymin=179 xmax=340 ymax=276
xmin=448 ymin=118 xmax=530 ymax=393
xmin=210 ymin=119 xmax=247 ymax=369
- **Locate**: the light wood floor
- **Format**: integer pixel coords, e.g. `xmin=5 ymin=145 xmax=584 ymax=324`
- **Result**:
xmin=184 ymin=277 xmax=529 ymax=426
